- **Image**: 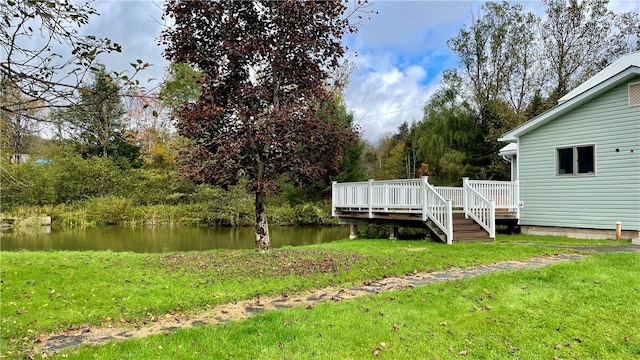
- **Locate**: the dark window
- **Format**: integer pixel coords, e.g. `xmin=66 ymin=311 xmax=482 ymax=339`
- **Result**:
xmin=557 ymin=148 xmax=573 ymax=174
xmin=577 ymin=146 xmax=594 ymax=173
xmin=557 ymin=145 xmax=595 ymax=176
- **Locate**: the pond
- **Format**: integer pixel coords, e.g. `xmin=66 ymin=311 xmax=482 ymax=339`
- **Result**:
xmin=0 ymin=225 xmax=350 ymax=253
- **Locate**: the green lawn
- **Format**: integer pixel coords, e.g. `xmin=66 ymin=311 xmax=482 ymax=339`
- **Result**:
xmin=1 ymin=235 xmax=636 ymax=359
xmin=65 ymin=253 xmax=640 ymax=360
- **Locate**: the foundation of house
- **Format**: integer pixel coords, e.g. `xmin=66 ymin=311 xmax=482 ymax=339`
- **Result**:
xmin=521 ymin=225 xmax=640 ymax=241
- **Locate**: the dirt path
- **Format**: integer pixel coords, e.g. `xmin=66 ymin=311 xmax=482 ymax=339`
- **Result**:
xmin=34 ymin=253 xmax=585 ymax=356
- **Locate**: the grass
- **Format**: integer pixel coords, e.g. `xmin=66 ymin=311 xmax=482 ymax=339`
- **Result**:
xmin=64 ymin=253 xmax=640 ymax=360
xmin=0 ymin=235 xmax=635 ymax=358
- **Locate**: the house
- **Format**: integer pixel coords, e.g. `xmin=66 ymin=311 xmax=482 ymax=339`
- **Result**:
xmin=499 ymin=51 xmax=640 ymax=241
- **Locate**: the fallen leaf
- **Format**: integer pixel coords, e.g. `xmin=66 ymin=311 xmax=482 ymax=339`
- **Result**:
xmin=439 ymin=321 xmax=448 ymax=326
xmin=459 ymin=350 xmax=468 ymax=356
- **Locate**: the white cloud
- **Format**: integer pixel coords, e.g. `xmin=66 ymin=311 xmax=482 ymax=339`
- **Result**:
xmin=342 ymin=1 xmax=482 ymax=142
xmin=84 ymin=1 xmax=169 ymax=90
xmin=344 ymin=53 xmax=440 ymax=142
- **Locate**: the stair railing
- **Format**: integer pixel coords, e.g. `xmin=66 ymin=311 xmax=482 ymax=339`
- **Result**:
xmin=462 ymin=178 xmax=496 ymax=238
xmin=422 ymin=177 xmax=453 ymax=244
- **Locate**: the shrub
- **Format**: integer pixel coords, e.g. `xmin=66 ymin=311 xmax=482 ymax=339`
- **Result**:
xmin=85 ymin=196 xmax=132 ymax=225
xmin=293 ymin=204 xmax=325 ymax=225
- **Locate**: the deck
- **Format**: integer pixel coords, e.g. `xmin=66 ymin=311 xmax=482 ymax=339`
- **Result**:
xmin=331 ymin=177 xmax=519 ymax=244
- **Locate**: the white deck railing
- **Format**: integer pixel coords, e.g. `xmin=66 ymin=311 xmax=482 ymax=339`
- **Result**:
xmin=463 ymin=178 xmax=496 ymax=238
xmin=371 ymin=179 xmax=423 ymax=213
xmin=434 ymin=186 xmax=464 ymax=208
xmin=331 ymin=181 xmax=370 ymax=215
xmin=332 ymin=177 xmax=517 ymax=242
xmin=467 ymin=179 xmax=519 ymax=212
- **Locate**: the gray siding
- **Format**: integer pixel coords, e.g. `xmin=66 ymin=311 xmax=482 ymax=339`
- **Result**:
xmin=519 ymin=78 xmax=640 ymax=231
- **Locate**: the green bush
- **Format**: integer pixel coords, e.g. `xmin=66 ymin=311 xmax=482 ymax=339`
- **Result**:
xmin=268 ymin=203 xmax=296 ymax=225
xmin=293 ymin=204 xmax=325 ymax=225
xmin=86 ymin=196 xmax=132 ymax=225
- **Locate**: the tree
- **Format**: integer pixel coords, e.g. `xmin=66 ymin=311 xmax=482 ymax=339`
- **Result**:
xmin=0 ymin=0 xmax=150 ymax=124
xmin=54 ymin=66 xmax=140 ymax=165
xmin=162 ymin=1 xmax=362 ymax=251
xmin=158 ymin=63 xmax=203 ymax=113
xmin=415 ymin=73 xmax=483 ymax=184
xmin=448 ymin=1 xmax=540 ymax=117
xmin=0 ymin=81 xmax=41 ymax=163
xmin=612 ymin=11 xmax=640 ymax=54
xmin=540 ymin=0 xmax=618 ymax=101
xmin=122 ymin=92 xmax=175 ymax=167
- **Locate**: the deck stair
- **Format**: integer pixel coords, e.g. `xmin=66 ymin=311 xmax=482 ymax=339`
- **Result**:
xmin=452 ymin=213 xmax=490 ymax=242
xmin=425 ymin=213 xmax=490 ymax=243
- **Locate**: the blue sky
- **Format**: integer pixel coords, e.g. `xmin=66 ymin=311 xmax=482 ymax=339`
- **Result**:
xmin=84 ymin=0 xmax=640 ymax=142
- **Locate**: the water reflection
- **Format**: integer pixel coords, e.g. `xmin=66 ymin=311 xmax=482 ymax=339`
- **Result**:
xmin=0 ymin=226 xmax=349 ymax=253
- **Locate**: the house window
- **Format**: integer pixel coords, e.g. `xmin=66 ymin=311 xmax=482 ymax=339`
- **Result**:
xmin=556 ymin=145 xmax=595 ymax=176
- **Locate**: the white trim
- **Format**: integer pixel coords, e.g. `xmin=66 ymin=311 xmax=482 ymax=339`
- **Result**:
xmin=500 ymin=67 xmax=640 ymax=142
xmin=559 ymin=51 xmax=640 ymax=103
xmin=554 ymin=143 xmax=597 ymax=177
xmin=516 ymin=140 xmax=520 ymax=184
xmin=498 ymin=142 xmax=517 ymax=156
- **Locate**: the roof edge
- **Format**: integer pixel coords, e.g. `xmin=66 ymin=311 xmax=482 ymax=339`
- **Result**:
xmin=501 ymin=66 xmax=640 ymax=142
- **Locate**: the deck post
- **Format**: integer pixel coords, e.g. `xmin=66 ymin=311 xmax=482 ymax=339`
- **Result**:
xmin=514 ymin=180 xmax=520 ymax=222
xmin=331 ymin=181 xmax=337 ymax=217
xmin=349 ymin=224 xmax=358 ymax=239
xmin=489 ymin=199 xmax=496 ymax=238
xmin=389 ymin=226 xmax=398 ymax=240
xmin=446 ymin=199 xmax=454 ymax=245
xmin=421 ymin=176 xmax=428 ymax=221
xmin=462 ymin=177 xmax=470 ymax=219
xmin=368 ymin=179 xmax=374 ymax=218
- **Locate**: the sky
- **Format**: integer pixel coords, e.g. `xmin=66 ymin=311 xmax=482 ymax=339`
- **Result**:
xmin=82 ymin=0 xmax=640 ymax=143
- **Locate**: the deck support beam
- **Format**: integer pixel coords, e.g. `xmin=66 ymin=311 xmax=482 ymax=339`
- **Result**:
xmin=389 ymin=226 xmax=398 ymax=240
xmin=349 ymin=224 xmax=358 ymax=239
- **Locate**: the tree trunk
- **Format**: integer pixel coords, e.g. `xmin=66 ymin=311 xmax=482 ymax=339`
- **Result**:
xmin=254 ymin=190 xmax=270 ymax=252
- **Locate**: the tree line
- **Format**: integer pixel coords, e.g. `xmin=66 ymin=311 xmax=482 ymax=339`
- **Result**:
xmin=361 ymin=0 xmax=639 ymax=186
